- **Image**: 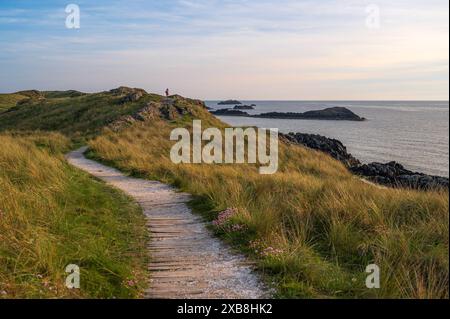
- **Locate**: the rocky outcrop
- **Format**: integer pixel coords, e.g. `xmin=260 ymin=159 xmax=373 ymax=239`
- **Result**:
xmin=109 ymin=86 xmax=147 ymax=104
xmin=109 ymin=95 xmax=205 ymax=131
xmin=170 ymin=95 xmax=208 ymax=109
xmin=282 ymin=133 xmax=361 ymax=167
xmin=256 ymin=107 xmax=365 ymax=121
xmin=218 ymin=100 xmax=242 ymax=105
xmin=351 ymin=162 xmax=449 ymax=190
xmin=212 ymin=107 xmax=365 ymax=121
xmin=282 ymin=132 xmax=448 ymax=190
xmin=108 ymin=102 xmax=161 ymax=131
xmin=109 ymin=86 xmax=147 ymax=96
xmin=234 ymin=104 xmax=255 ymax=110
xmin=120 ymin=91 xmax=145 ymax=103
xmin=212 ymin=109 xmax=250 ymax=116
xmin=160 ymin=99 xmax=183 ymax=120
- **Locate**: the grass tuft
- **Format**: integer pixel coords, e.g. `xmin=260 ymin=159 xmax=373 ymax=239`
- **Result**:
xmin=0 ymin=133 xmax=148 ymax=298
xmin=88 ymin=117 xmax=449 ymax=299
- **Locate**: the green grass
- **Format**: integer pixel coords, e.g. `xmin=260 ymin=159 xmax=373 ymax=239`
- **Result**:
xmin=0 ymin=93 xmax=28 ymax=113
xmin=0 ymin=90 xmax=163 ymax=139
xmin=0 ymin=133 xmax=148 ymax=298
xmin=1 ymin=88 xmax=448 ymax=299
xmin=88 ymin=115 xmax=449 ymax=299
xmin=42 ymin=90 xmax=87 ymax=99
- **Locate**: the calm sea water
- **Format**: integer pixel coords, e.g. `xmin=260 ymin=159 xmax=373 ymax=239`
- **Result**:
xmin=206 ymin=101 xmax=450 ymax=177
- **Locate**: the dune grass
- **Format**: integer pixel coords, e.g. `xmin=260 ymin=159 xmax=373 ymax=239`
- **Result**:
xmin=0 ymin=132 xmax=148 ymax=298
xmin=1 ymin=90 xmax=448 ymax=299
xmin=0 ymin=93 xmax=28 ymax=113
xmin=88 ymin=116 xmax=449 ymax=299
xmin=0 ymin=91 xmax=163 ymax=139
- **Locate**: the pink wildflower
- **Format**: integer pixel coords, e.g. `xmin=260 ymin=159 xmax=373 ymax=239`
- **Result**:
xmin=249 ymin=239 xmax=264 ymax=250
xmin=212 ymin=208 xmax=238 ymax=227
xmin=261 ymin=247 xmax=283 ymax=257
xmin=230 ymin=224 xmax=247 ymax=232
xmin=249 ymin=240 xmax=283 ymax=257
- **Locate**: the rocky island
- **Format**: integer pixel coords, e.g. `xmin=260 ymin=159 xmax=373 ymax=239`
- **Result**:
xmin=212 ymin=108 xmax=249 ymax=116
xmin=234 ymin=104 xmax=256 ymax=110
xmin=212 ymin=106 xmax=366 ymax=121
xmin=218 ymin=99 xmax=242 ymax=105
xmin=256 ymin=107 xmax=366 ymax=121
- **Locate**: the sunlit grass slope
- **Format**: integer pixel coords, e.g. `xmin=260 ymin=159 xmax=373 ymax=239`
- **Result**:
xmin=0 ymin=90 xmax=163 ymax=138
xmin=0 ymin=132 xmax=148 ymax=298
xmin=0 ymin=89 xmax=447 ymax=299
xmin=89 ymin=109 xmax=449 ymax=299
xmin=0 ymin=93 xmax=29 ymax=113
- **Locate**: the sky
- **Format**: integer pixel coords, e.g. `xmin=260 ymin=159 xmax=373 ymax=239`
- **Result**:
xmin=0 ymin=0 xmax=448 ymax=100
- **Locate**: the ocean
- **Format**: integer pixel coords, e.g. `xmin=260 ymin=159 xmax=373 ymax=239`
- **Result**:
xmin=206 ymin=101 xmax=450 ymax=177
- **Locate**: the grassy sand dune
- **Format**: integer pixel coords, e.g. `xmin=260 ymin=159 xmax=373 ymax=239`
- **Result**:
xmin=0 ymin=90 xmax=163 ymax=138
xmin=0 ymin=93 xmax=29 ymax=113
xmin=0 ymin=133 xmax=148 ymax=298
xmin=89 ymin=114 xmax=449 ymax=299
xmin=0 ymin=90 xmax=448 ymax=299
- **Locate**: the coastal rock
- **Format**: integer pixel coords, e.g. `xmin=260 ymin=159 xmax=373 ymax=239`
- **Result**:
xmin=160 ymin=102 xmax=181 ymax=120
xmin=218 ymin=100 xmax=242 ymax=105
xmin=109 ymin=95 xmax=207 ymax=131
xmin=281 ymin=132 xmax=448 ymax=190
xmin=109 ymin=86 xmax=147 ymax=103
xmin=211 ymin=106 xmax=365 ymax=121
xmin=109 ymin=86 xmax=147 ymax=96
xmin=170 ymin=95 xmax=208 ymax=109
xmin=282 ymin=132 xmax=361 ymax=167
xmin=234 ymin=105 xmax=255 ymax=110
xmin=212 ymin=108 xmax=250 ymax=116
xmin=109 ymin=102 xmax=160 ymax=131
xmin=351 ymin=162 xmax=449 ymax=190
xmin=120 ymin=91 xmax=145 ymax=103
xmin=256 ymin=107 xmax=365 ymax=121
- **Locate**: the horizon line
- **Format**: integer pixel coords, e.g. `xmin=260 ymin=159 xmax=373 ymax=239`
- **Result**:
xmin=205 ymin=99 xmax=450 ymax=102
xmin=1 ymin=90 xmax=448 ymax=103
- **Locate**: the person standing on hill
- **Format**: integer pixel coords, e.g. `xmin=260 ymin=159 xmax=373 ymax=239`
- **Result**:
xmin=165 ymin=88 xmax=170 ymax=97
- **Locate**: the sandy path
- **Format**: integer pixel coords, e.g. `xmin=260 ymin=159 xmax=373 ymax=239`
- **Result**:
xmin=66 ymin=147 xmax=269 ymax=299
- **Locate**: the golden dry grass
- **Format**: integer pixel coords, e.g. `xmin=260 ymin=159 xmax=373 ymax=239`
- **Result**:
xmin=0 ymin=132 xmax=148 ymax=298
xmin=89 ymin=118 xmax=449 ymax=299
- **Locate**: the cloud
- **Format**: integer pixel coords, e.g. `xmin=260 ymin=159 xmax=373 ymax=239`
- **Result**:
xmin=0 ymin=0 xmax=448 ymax=99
